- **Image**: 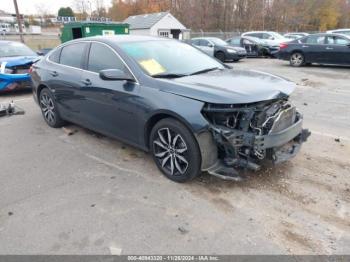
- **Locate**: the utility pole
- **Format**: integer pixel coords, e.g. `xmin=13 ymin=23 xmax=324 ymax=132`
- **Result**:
xmin=13 ymin=0 xmax=24 ymax=43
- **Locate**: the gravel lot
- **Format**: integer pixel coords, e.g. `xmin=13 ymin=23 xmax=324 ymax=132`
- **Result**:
xmin=0 ymin=58 xmax=349 ymax=255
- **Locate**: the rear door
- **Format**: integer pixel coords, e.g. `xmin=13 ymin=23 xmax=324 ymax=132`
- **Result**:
xmin=301 ymin=35 xmax=326 ymax=63
xmin=46 ymin=42 xmax=88 ymax=122
xmin=325 ymin=35 xmax=350 ymax=65
xmin=78 ymin=42 xmax=141 ymax=144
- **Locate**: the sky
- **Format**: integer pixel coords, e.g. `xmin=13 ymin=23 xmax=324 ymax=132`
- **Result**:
xmin=1 ymin=0 xmax=111 ymax=15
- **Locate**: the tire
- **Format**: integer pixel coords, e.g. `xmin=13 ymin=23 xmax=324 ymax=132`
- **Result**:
xmin=290 ymin=52 xmax=305 ymax=67
xmin=39 ymin=88 xmax=65 ymax=128
xmin=215 ymin=51 xmax=225 ymax=62
xmin=150 ymin=118 xmax=201 ymax=183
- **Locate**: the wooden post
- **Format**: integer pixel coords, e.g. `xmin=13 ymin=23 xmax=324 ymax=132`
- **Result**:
xmin=13 ymin=0 xmax=24 ymax=43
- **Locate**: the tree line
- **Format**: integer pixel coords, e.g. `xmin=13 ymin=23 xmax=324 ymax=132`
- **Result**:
xmin=107 ymin=0 xmax=350 ymax=32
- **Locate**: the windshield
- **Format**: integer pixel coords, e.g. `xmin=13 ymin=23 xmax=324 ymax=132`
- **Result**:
xmin=120 ymin=40 xmax=224 ymax=77
xmin=0 ymin=42 xmax=36 ymax=57
xmin=208 ymin=38 xmax=228 ymax=46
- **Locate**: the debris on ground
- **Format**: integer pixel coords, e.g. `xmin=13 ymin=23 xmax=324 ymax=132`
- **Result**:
xmin=334 ymin=138 xmax=340 ymax=143
xmin=303 ymin=102 xmax=308 ymax=106
xmin=8 ymin=212 xmax=13 ymax=216
xmin=62 ymin=126 xmax=78 ymax=136
xmin=178 ymin=226 xmax=189 ymax=234
xmin=0 ymin=101 xmax=25 ymax=117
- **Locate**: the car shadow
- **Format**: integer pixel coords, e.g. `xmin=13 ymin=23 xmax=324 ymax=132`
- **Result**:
xmin=0 ymin=89 xmax=32 ymax=98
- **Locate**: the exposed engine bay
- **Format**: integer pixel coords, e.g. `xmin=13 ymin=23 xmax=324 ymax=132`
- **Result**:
xmin=202 ymin=99 xmax=311 ymax=180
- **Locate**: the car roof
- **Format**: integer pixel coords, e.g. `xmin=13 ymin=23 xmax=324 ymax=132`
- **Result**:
xmin=327 ymin=28 xmax=350 ymax=32
xmin=66 ymin=35 xmax=170 ymax=45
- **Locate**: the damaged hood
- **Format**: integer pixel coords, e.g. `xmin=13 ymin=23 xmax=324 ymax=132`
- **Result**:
xmin=158 ymin=69 xmax=296 ymax=104
xmin=0 ymin=56 xmax=38 ymax=69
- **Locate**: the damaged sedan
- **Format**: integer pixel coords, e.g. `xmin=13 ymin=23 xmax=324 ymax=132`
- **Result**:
xmin=0 ymin=41 xmax=38 ymax=92
xmin=31 ymin=36 xmax=310 ymax=182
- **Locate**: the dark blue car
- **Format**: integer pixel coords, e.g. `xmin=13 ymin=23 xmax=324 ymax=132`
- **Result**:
xmin=31 ymin=36 xmax=309 ymax=182
xmin=0 ymin=41 xmax=38 ymax=92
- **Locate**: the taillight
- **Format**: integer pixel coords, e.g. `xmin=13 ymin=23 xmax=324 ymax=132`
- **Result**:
xmin=279 ymin=43 xmax=288 ymax=49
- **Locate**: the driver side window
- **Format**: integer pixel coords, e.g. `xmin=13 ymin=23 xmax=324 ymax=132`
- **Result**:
xmin=87 ymin=42 xmax=126 ymax=73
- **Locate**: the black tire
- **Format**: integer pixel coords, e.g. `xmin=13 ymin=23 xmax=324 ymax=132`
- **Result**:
xmin=150 ymin=118 xmax=201 ymax=183
xmin=290 ymin=52 xmax=305 ymax=67
xmin=215 ymin=51 xmax=225 ymax=62
xmin=39 ymin=88 xmax=65 ymax=128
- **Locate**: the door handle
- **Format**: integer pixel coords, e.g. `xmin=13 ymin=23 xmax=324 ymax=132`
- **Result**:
xmin=81 ymin=79 xmax=92 ymax=86
xmin=50 ymin=71 xmax=58 ymax=77
xmin=326 ymin=47 xmax=334 ymax=50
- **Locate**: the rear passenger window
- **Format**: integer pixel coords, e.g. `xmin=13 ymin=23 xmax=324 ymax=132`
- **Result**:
xmin=306 ymin=36 xmax=325 ymax=44
xmin=48 ymin=48 xmax=60 ymax=63
xmin=247 ymin=33 xmax=263 ymax=38
xmin=87 ymin=42 xmax=125 ymax=73
xmin=60 ymin=43 xmax=87 ymax=68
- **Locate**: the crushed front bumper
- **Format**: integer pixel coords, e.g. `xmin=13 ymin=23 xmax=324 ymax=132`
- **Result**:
xmin=206 ymin=117 xmax=310 ymax=180
xmin=0 ymin=73 xmax=31 ymax=92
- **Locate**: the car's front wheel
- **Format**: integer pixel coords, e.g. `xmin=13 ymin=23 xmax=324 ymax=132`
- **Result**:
xmin=150 ymin=118 xmax=201 ymax=182
xmin=215 ymin=51 xmax=225 ymax=62
xmin=39 ymin=88 xmax=65 ymax=128
xmin=290 ymin=52 xmax=305 ymax=67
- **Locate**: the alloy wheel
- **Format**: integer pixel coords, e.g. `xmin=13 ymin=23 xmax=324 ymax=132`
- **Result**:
xmin=290 ymin=53 xmax=304 ymax=66
xmin=40 ymin=93 xmax=56 ymax=125
xmin=153 ymin=128 xmax=189 ymax=176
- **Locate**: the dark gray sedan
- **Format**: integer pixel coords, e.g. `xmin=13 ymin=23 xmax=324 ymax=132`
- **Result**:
xmin=190 ymin=37 xmax=247 ymax=62
xmin=31 ymin=36 xmax=309 ymax=182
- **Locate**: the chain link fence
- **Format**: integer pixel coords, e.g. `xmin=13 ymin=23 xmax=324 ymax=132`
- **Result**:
xmin=190 ymin=31 xmax=242 ymax=40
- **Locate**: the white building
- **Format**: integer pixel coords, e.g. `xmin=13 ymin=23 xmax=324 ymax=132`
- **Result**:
xmin=124 ymin=12 xmax=189 ymax=40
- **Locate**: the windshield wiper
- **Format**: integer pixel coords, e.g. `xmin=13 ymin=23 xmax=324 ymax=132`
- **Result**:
xmin=152 ymin=73 xmax=187 ymax=78
xmin=189 ymin=67 xmax=222 ymax=76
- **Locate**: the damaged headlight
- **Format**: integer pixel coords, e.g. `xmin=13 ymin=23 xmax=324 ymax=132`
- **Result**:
xmin=4 ymin=68 xmax=14 ymax=74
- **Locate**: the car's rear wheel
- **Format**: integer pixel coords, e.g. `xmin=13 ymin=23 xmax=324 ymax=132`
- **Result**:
xmin=39 ymin=88 xmax=65 ymax=128
xmin=215 ymin=51 xmax=225 ymax=62
xmin=290 ymin=52 xmax=305 ymax=67
xmin=150 ymin=118 xmax=201 ymax=183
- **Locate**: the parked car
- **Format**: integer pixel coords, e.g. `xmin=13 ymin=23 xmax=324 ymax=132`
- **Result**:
xmin=278 ymin=33 xmax=350 ymax=67
xmin=0 ymin=41 xmax=39 ymax=92
xmin=242 ymin=31 xmax=289 ymax=57
xmin=190 ymin=37 xmax=247 ymax=62
xmin=284 ymin=33 xmax=309 ymax=40
xmin=226 ymin=36 xmax=270 ymax=57
xmin=327 ymin=29 xmax=350 ymax=36
xmin=31 ymin=36 xmax=310 ymax=182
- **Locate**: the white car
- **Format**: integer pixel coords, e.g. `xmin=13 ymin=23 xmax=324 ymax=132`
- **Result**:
xmin=327 ymin=29 xmax=350 ymax=37
xmin=242 ymin=31 xmax=290 ymax=46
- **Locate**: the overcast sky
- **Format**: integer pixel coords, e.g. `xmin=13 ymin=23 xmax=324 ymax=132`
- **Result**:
xmin=1 ymin=0 xmax=111 ymax=15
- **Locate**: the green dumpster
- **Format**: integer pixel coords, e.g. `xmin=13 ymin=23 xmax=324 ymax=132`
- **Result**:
xmin=60 ymin=22 xmax=129 ymax=43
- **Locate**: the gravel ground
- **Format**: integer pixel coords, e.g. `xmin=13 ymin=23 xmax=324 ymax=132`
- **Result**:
xmin=0 ymin=58 xmax=349 ymax=255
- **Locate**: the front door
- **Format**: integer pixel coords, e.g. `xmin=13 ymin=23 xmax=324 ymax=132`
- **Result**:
xmin=78 ymin=42 xmax=141 ymax=144
xmin=325 ymin=35 xmax=350 ymax=65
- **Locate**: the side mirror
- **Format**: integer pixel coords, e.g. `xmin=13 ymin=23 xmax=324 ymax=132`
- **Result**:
xmin=347 ymin=43 xmax=350 ymax=47
xmin=99 ymin=69 xmax=135 ymax=82
xmin=208 ymin=43 xmax=214 ymax=48
xmin=36 ymin=51 xmax=44 ymax=56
